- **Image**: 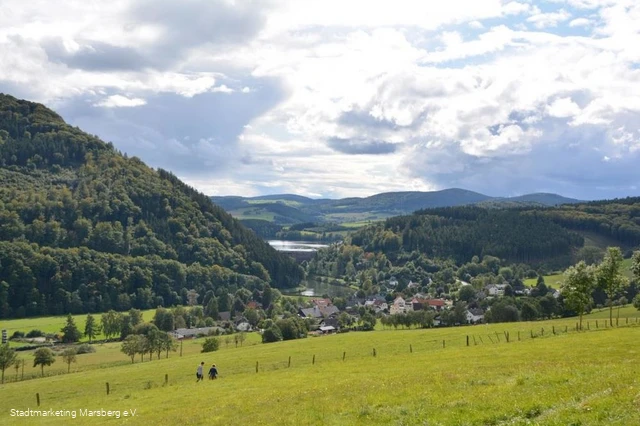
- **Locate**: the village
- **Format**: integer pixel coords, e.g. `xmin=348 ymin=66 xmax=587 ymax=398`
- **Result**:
xmin=167 ymin=276 xmax=562 ymax=341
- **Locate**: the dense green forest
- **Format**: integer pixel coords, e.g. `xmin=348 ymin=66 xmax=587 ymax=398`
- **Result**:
xmin=350 ymin=207 xmax=583 ymax=266
xmin=0 ymin=94 xmax=303 ymax=319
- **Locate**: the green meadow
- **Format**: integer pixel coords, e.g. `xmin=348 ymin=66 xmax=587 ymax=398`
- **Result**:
xmin=2 ymin=308 xmax=640 ymax=425
xmin=524 ymin=258 xmax=635 ymax=289
xmin=0 ymin=310 xmax=157 ymax=343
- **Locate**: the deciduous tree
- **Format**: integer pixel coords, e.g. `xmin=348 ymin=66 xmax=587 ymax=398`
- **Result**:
xmin=596 ymin=247 xmax=629 ymax=326
xmin=0 ymin=344 xmax=17 ymax=384
xmin=33 ymin=347 xmax=55 ymax=377
xmin=561 ymin=261 xmax=596 ymax=329
xmin=62 ymin=347 xmax=77 ymax=373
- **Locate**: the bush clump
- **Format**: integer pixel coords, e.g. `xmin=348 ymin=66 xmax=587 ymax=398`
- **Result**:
xmin=76 ymin=344 xmax=96 ymax=354
xmin=201 ymin=337 xmax=220 ymax=353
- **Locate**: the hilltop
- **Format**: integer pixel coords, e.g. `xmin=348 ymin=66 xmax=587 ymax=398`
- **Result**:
xmin=211 ymin=189 xmax=582 ymax=224
xmin=0 ymin=93 xmax=303 ymax=319
xmin=211 ymin=189 xmax=583 ymax=240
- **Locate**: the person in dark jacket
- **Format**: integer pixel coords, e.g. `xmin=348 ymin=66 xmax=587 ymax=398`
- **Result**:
xmin=208 ymin=364 xmax=218 ymax=380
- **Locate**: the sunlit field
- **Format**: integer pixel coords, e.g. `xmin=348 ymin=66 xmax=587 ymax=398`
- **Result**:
xmin=2 ymin=307 xmax=640 ymax=425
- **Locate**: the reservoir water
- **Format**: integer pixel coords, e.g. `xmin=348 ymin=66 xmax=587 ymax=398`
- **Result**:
xmin=267 ymin=240 xmax=329 ymax=252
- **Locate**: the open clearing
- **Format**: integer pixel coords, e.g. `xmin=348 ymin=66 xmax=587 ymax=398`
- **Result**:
xmin=2 ymin=308 xmax=640 ymax=425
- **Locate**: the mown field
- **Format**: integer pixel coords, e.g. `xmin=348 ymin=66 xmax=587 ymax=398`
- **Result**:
xmin=1 ymin=308 xmax=640 ymax=425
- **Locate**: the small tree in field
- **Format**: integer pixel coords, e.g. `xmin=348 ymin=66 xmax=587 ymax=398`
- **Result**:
xmin=0 ymin=344 xmax=18 ymax=384
xmin=201 ymin=337 xmax=220 ymax=353
xmin=596 ymin=247 xmax=629 ymax=326
xmin=62 ymin=348 xmax=77 ymax=373
xmin=84 ymin=314 xmax=100 ymax=342
xmin=61 ymin=314 xmax=82 ymax=343
xmin=33 ymin=348 xmax=55 ymax=377
xmin=121 ymin=335 xmax=142 ymax=364
xmin=561 ymin=261 xmax=596 ymax=330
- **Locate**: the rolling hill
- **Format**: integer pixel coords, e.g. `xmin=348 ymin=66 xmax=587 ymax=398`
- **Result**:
xmin=0 ymin=93 xmax=303 ymax=319
xmin=212 ymin=189 xmax=583 ymax=241
xmin=211 ymin=189 xmax=582 ymax=226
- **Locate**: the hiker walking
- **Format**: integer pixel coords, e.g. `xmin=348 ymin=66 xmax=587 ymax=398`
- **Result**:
xmin=196 ymin=361 xmax=205 ymax=382
xmin=208 ymin=364 xmax=218 ymax=380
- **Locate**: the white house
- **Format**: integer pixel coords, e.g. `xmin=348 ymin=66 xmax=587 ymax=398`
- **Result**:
xmin=486 ymin=284 xmax=508 ymax=297
xmin=390 ymin=297 xmax=408 ymax=315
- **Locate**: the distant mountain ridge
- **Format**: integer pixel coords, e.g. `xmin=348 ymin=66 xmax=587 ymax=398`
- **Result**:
xmin=211 ymin=189 xmax=583 ymax=226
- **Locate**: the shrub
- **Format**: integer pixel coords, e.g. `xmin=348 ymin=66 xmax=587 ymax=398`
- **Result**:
xmin=10 ymin=331 xmax=25 ymax=339
xmin=76 ymin=344 xmax=96 ymax=354
xmin=201 ymin=337 xmax=220 ymax=353
xmin=262 ymin=325 xmax=283 ymax=343
xmin=26 ymin=330 xmax=44 ymax=338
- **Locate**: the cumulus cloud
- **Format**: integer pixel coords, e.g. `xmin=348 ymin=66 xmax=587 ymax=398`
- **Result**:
xmin=527 ymin=9 xmax=572 ymax=28
xmin=1 ymin=0 xmax=640 ymax=199
xmin=96 ymin=95 xmax=146 ymax=108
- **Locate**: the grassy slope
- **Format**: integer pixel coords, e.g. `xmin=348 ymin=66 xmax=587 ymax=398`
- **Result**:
xmin=0 ymin=310 xmax=156 ymax=343
xmin=2 ymin=308 xmax=640 ymax=425
xmin=524 ymin=258 xmax=635 ymax=288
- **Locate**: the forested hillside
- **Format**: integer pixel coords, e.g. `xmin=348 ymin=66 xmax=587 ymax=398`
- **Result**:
xmin=0 ymin=94 xmax=303 ymax=319
xmin=529 ymin=198 xmax=640 ymax=246
xmin=350 ymin=207 xmax=584 ymax=266
xmin=344 ymin=198 xmax=640 ymax=270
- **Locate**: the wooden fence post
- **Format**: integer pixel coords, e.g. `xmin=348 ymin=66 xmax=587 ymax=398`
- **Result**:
xmin=313 ymin=355 xmax=315 ymax=365
xmin=442 ymin=340 xmax=445 ymax=348
xmin=552 ymin=326 xmax=555 ymax=335
xmin=106 ymin=382 xmax=110 ymax=395
xmin=565 ymin=326 xmax=568 ymax=333
xmin=487 ymin=335 xmax=494 ymax=344
xmin=165 ymin=374 xmax=168 ymax=385
xmin=473 ymin=335 xmax=477 ymax=345
xmin=466 ymin=336 xmax=469 ymax=347
xmin=410 ymin=344 xmax=413 ymax=353
xmin=495 ymin=332 xmax=501 ymax=342
xmin=256 ymin=361 xmax=259 ymax=373
xmin=530 ymin=330 xmax=533 ymax=339
xmin=36 ymin=393 xmax=40 ymax=406
xmin=518 ymin=331 xmax=520 ymax=341
xmin=343 ymin=352 xmax=346 ymax=361
xmin=372 ymin=348 xmax=376 ymax=357
xmin=541 ymin=328 xmax=544 ymax=336
xmin=288 ymin=356 xmax=291 ymax=368
xmin=180 ymin=340 xmax=183 ymax=357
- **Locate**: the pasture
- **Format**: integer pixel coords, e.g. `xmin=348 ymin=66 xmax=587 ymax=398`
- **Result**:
xmin=2 ymin=308 xmax=640 ymax=425
xmin=524 ymin=258 xmax=635 ymax=289
xmin=0 ymin=310 xmax=156 ymax=343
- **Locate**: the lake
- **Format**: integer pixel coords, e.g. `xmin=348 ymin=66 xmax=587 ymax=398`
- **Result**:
xmin=282 ymin=279 xmax=354 ymax=298
xmin=267 ymin=240 xmax=329 ymax=252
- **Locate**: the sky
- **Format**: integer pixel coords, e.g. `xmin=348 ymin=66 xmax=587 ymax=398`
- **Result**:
xmin=1 ymin=0 xmax=639 ymax=200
